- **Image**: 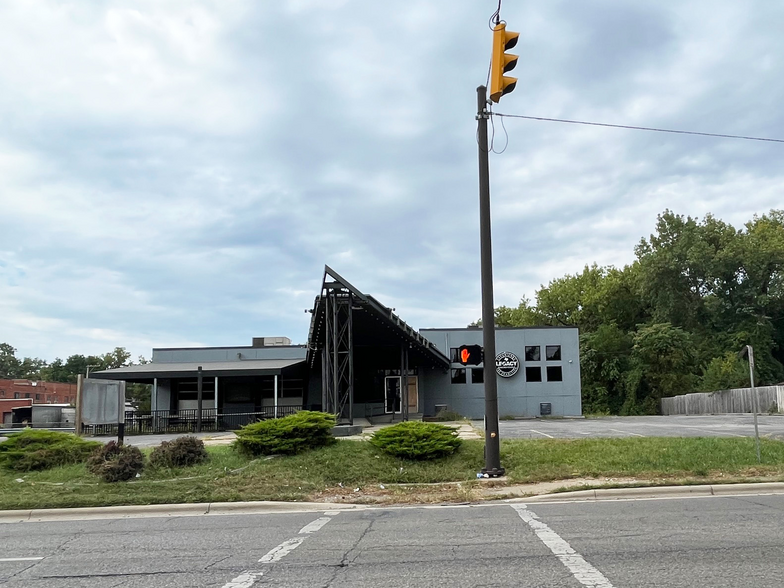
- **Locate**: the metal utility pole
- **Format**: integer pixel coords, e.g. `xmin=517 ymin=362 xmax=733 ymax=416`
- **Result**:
xmin=744 ymin=345 xmax=761 ymax=463
xmin=476 ymin=84 xmax=504 ymax=477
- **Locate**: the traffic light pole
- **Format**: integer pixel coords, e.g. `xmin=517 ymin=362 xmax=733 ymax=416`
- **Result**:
xmin=476 ymin=85 xmax=504 ymax=477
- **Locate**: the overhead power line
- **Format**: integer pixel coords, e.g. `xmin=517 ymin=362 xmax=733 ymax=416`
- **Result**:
xmin=492 ymin=113 xmax=784 ymax=144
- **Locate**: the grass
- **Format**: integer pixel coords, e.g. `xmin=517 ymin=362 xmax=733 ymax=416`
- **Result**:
xmin=2 ymin=437 xmax=784 ymax=510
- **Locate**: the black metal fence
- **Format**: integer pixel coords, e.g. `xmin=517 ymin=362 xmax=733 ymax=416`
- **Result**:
xmin=82 ymin=405 xmax=301 ymax=436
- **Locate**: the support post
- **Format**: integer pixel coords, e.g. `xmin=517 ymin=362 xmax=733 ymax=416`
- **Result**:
xmin=748 ymin=346 xmax=761 ymax=463
xmin=274 ymin=374 xmax=279 ymax=419
xmin=118 ymin=381 xmax=126 ymax=445
xmin=196 ymin=366 xmax=203 ymax=433
xmin=215 ymin=376 xmax=219 ymax=427
xmin=75 ymin=374 xmax=84 ymax=436
xmin=476 ymin=85 xmax=504 ymax=477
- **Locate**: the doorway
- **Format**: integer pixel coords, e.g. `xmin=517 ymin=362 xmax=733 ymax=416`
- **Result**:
xmin=384 ymin=376 xmax=401 ymax=414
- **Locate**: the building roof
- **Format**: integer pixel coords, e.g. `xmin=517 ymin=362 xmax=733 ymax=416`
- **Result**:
xmin=92 ymin=358 xmax=307 ymax=382
xmin=306 ymin=265 xmax=450 ymax=370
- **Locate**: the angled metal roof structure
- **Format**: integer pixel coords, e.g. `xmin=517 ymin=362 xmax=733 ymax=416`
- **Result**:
xmin=306 ymin=265 xmax=449 ymax=423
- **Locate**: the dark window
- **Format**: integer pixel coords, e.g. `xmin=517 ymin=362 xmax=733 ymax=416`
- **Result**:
xmin=14 ymin=392 xmax=20 ymax=399
xmin=546 ymin=345 xmax=562 ymax=361
xmin=525 ymin=346 xmax=540 ymax=361
xmin=0 ymin=389 xmax=4 ymax=397
xmin=471 ymin=368 xmax=484 ymax=384
xmin=24 ymin=393 xmax=30 ymax=399
xmin=546 ymin=366 xmax=563 ymax=382
xmin=450 ymin=348 xmax=460 ymax=363
xmin=525 ymin=366 xmax=542 ymax=382
xmin=451 ymin=369 xmax=466 ymax=384
xmin=35 ymin=394 xmax=41 ymax=401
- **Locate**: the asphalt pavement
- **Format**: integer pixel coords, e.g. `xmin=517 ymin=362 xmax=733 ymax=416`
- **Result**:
xmin=3 ymin=493 xmax=784 ymax=587
xmin=477 ymin=414 xmax=784 ymax=440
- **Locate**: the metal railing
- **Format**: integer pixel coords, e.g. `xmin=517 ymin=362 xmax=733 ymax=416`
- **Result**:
xmin=81 ymin=405 xmax=301 ymax=436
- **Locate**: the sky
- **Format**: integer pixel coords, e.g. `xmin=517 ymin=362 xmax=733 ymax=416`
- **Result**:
xmin=1 ymin=1 xmax=783 ymax=363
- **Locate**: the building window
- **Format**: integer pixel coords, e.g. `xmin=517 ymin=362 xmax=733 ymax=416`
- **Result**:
xmin=35 ymin=394 xmax=41 ymax=401
xmin=451 ymin=369 xmax=467 ymax=384
xmin=0 ymin=389 xmax=4 ymax=397
xmin=24 ymin=393 xmax=30 ymax=399
xmin=14 ymin=392 xmax=20 ymax=399
xmin=450 ymin=348 xmax=460 ymax=363
xmin=525 ymin=366 xmax=542 ymax=382
xmin=525 ymin=346 xmax=540 ymax=361
xmin=546 ymin=345 xmax=562 ymax=361
xmin=546 ymin=366 xmax=563 ymax=382
xmin=471 ymin=368 xmax=484 ymax=384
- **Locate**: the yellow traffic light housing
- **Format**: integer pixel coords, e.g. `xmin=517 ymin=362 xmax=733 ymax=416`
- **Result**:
xmin=490 ymin=22 xmax=519 ymax=103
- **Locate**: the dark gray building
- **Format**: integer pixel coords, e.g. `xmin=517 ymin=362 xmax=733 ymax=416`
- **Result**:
xmin=95 ymin=266 xmax=581 ymax=429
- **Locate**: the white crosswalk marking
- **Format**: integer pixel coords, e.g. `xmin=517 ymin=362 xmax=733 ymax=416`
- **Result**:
xmin=221 ymin=511 xmax=339 ymax=588
xmin=512 ymin=504 xmax=614 ymax=588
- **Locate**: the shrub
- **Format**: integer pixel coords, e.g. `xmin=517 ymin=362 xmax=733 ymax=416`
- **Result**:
xmin=150 ymin=436 xmax=208 ymax=468
xmin=0 ymin=429 xmax=102 ymax=472
xmin=87 ymin=441 xmax=144 ymax=482
xmin=233 ymin=411 xmax=336 ymax=456
xmin=369 ymin=421 xmax=462 ymax=460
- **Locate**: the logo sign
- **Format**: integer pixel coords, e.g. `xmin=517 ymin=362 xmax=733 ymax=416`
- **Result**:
xmin=495 ymin=352 xmax=520 ymax=378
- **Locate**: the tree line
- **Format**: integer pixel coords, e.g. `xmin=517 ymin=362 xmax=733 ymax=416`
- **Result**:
xmin=0 ymin=344 xmax=151 ymax=410
xmin=492 ymin=210 xmax=784 ymax=414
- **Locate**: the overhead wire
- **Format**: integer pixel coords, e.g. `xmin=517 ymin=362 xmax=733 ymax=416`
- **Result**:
xmin=491 ymin=113 xmax=784 ymax=144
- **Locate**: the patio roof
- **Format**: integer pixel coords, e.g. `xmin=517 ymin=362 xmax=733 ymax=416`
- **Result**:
xmin=92 ymin=358 xmax=306 ymax=382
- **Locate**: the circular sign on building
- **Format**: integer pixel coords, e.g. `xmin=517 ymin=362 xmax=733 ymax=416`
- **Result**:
xmin=495 ymin=352 xmax=520 ymax=378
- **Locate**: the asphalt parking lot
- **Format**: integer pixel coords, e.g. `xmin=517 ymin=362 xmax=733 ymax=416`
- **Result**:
xmin=473 ymin=414 xmax=784 ymax=439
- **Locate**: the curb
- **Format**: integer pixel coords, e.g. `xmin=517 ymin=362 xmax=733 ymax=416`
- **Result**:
xmin=0 ymin=500 xmax=364 ymax=524
xmin=518 ymin=482 xmax=784 ymax=503
xmin=4 ymin=482 xmax=784 ymax=523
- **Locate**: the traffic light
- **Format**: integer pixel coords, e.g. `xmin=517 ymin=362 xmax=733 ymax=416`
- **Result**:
xmin=457 ymin=344 xmax=483 ymax=366
xmin=489 ymin=22 xmax=519 ymax=103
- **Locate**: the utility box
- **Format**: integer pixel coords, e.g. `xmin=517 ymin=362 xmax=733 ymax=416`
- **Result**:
xmin=540 ymin=402 xmax=552 ymax=416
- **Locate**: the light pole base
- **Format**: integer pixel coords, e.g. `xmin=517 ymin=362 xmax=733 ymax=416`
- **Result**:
xmin=480 ymin=467 xmax=506 ymax=478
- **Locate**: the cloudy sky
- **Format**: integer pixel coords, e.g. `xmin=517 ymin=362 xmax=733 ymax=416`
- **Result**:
xmin=2 ymin=1 xmax=783 ymax=363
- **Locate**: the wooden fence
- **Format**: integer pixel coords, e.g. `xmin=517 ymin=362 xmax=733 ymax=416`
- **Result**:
xmin=660 ymin=386 xmax=784 ymax=415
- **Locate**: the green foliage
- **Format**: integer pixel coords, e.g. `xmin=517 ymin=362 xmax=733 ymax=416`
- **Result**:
xmin=0 ymin=429 xmax=102 ymax=472
xmin=490 ymin=209 xmax=784 ymax=414
xmin=432 ymin=409 xmax=465 ymax=422
xmin=699 ymin=352 xmax=750 ymax=392
xmin=87 ymin=441 xmax=144 ymax=482
xmin=150 ymin=436 xmax=208 ymax=468
xmin=233 ymin=411 xmax=337 ymax=456
xmin=369 ymin=421 xmax=462 ymax=460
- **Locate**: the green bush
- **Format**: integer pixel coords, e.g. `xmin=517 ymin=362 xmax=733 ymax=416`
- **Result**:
xmin=87 ymin=441 xmax=144 ymax=482
xmin=233 ymin=411 xmax=336 ymax=456
xmin=0 ymin=429 xmax=102 ymax=472
xmin=369 ymin=421 xmax=462 ymax=460
xmin=150 ymin=436 xmax=208 ymax=468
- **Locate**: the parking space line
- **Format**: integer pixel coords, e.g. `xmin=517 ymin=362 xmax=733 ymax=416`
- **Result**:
xmin=221 ymin=511 xmax=339 ymax=588
xmin=530 ymin=429 xmax=554 ymax=438
xmin=0 ymin=557 xmax=44 ymax=562
xmin=512 ymin=504 xmax=614 ymax=588
xmin=609 ymin=429 xmax=644 ymax=437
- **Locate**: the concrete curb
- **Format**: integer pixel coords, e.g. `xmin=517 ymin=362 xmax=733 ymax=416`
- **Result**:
xmin=4 ymin=483 xmax=784 ymax=522
xmin=0 ymin=500 xmax=364 ymax=524
xmin=518 ymin=482 xmax=784 ymax=503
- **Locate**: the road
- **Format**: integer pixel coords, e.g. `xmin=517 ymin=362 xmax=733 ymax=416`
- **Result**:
xmin=2 ymin=493 xmax=784 ymax=587
xmin=477 ymin=414 xmax=784 ymax=439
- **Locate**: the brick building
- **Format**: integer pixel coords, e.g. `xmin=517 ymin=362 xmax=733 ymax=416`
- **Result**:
xmin=0 ymin=379 xmax=77 ymax=405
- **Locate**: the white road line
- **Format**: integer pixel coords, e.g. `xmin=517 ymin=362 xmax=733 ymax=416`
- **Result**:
xmin=0 ymin=557 xmax=44 ymax=562
xmin=609 ymin=428 xmax=644 ymax=437
xmin=530 ymin=429 xmax=554 ymax=438
xmin=259 ymin=537 xmax=306 ymax=562
xmin=222 ymin=512 xmax=338 ymax=588
xmin=512 ymin=505 xmax=614 ymax=588
xmin=299 ymin=516 xmax=332 ymax=534
xmin=221 ymin=571 xmax=264 ymax=588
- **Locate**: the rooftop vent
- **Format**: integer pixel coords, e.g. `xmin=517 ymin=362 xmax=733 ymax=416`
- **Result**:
xmin=252 ymin=337 xmax=292 ymax=348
